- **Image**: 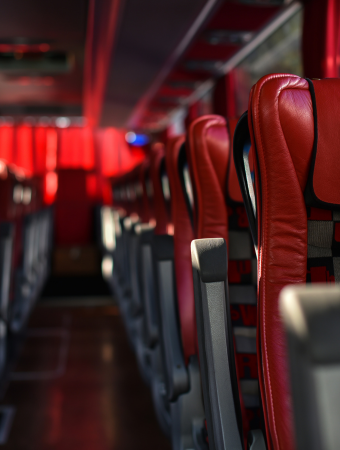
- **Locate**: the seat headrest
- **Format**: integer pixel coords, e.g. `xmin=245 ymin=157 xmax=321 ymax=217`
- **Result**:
xmin=187 ymin=115 xmax=230 ymax=240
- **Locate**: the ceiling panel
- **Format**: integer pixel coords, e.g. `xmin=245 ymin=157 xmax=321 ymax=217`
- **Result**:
xmin=99 ymin=0 xmax=222 ymax=127
xmin=0 ymin=0 xmax=88 ymax=116
xmin=139 ymin=0 xmax=296 ymax=129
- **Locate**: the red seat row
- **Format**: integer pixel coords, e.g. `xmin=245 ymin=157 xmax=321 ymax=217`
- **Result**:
xmin=0 ymin=165 xmax=53 ymax=376
xmin=101 ymin=74 xmax=340 ymax=450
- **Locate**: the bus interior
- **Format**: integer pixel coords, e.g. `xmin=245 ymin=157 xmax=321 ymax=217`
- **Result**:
xmin=0 ymin=0 xmax=338 ymax=449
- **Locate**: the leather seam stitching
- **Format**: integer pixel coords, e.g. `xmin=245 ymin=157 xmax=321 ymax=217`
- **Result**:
xmin=257 ymin=73 xmax=299 ymax=450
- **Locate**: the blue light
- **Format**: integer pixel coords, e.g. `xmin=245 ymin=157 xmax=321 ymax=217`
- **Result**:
xmin=125 ymin=131 xmax=149 ymax=146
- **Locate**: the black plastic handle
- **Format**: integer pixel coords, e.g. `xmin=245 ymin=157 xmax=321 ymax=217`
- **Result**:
xmin=233 ymin=112 xmax=258 ymax=248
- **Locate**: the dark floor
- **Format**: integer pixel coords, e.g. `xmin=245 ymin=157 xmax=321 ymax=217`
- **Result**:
xmin=41 ymin=275 xmax=112 ymax=298
xmin=0 ymin=302 xmax=171 ymax=450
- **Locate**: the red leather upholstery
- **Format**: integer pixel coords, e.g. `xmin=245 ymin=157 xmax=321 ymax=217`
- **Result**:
xmin=248 ymin=74 xmax=316 ymax=450
xmin=150 ymin=143 xmax=170 ymax=235
xmin=165 ymin=135 xmax=196 ymax=363
xmin=188 ymin=115 xmax=261 ymax=443
xmin=187 ymin=115 xmax=230 ymax=243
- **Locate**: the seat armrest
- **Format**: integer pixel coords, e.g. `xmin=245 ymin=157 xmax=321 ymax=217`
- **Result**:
xmin=191 ymin=238 xmax=243 ymax=450
xmin=280 ymin=284 xmax=340 ymax=450
xmin=152 ymin=234 xmax=189 ymax=402
xmin=135 ymin=224 xmax=158 ymax=346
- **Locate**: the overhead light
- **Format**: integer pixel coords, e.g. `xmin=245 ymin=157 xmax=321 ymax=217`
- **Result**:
xmin=125 ymin=132 xmax=149 ymax=146
xmin=55 ymin=117 xmax=71 ymax=128
xmin=125 ymin=131 xmax=136 ymax=143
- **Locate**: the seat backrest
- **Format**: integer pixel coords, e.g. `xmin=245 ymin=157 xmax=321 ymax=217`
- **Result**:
xmin=186 ymin=116 xmax=230 ymax=373
xmin=165 ymin=135 xmax=196 ymax=363
xmin=236 ymin=74 xmax=340 ymax=450
xmin=188 ymin=115 xmax=260 ymax=442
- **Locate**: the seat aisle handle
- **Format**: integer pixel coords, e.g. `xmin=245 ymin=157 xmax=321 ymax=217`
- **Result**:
xmin=280 ymin=284 xmax=340 ymax=450
xmin=191 ymin=238 xmax=243 ymax=450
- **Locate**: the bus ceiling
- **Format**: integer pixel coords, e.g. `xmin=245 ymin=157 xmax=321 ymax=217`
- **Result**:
xmin=0 ymin=0 xmax=337 ymax=133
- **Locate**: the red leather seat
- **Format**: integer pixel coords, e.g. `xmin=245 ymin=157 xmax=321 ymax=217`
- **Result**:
xmin=240 ymin=74 xmax=340 ymax=450
xmin=165 ymin=135 xmax=195 ymax=363
xmin=186 ymin=115 xmax=230 ymax=242
xmin=187 ymin=115 xmax=260 ymax=444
